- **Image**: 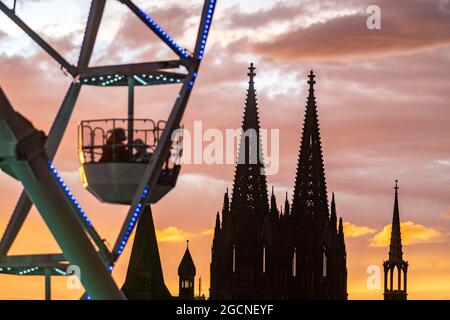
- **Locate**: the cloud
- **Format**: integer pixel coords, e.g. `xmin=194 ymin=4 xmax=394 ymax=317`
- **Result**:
xmin=370 ymin=221 xmax=447 ymax=247
xmin=225 ymin=3 xmax=306 ymax=30
xmin=156 ymin=226 xmax=213 ymax=244
xmin=252 ymin=0 xmax=450 ymax=61
xmin=93 ymin=3 xmax=201 ymax=64
xmin=440 ymin=211 xmax=450 ymax=220
xmin=343 ymin=221 xmax=377 ymax=238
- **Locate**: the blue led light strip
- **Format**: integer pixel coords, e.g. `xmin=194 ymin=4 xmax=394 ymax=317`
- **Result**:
xmin=101 ymin=75 xmax=124 ymax=86
xmin=188 ymin=72 xmax=198 ymax=89
xmin=116 ymin=185 xmax=149 ymax=256
xmin=197 ymin=0 xmax=216 ymax=60
xmin=133 ymin=75 xmax=147 ymax=86
xmin=19 ymin=267 xmax=39 ymax=275
xmin=135 ymin=7 xmax=190 ymax=59
xmin=48 ymin=161 xmax=93 ymax=226
xmin=54 ymin=268 xmax=67 ymax=275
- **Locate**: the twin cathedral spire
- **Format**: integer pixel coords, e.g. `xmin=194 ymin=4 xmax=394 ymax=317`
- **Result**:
xmin=210 ymin=63 xmax=347 ymax=300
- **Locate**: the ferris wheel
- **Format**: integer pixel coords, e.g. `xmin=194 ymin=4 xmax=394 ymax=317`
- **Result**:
xmin=0 ymin=0 xmax=216 ymax=300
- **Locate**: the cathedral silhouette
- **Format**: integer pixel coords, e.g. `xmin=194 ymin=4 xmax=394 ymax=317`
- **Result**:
xmin=120 ymin=63 xmax=410 ymax=301
xmin=210 ymin=64 xmax=348 ymax=300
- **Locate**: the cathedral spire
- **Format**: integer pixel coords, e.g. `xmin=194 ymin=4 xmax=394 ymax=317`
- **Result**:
xmin=222 ymin=188 xmax=229 ymax=213
xmin=389 ymin=180 xmax=403 ymax=262
xmin=330 ymin=193 xmax=337 ymax=231
xmin=292 ymin=71 xmax=329 ymax=222
xmin=284 ymin=192 xmax=290 ymax=216
xmin=230 ymin=63 xmax=269 ymax=214
xmin=308 ymin=70 xmax=316 ymax=97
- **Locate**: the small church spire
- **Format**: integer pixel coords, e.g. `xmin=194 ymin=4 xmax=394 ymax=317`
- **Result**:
xmin=389 ymin=180 xmax=403 ymax=263
xmin=284 ymin=192 xmax=290 ymax=216
xmin=178 ymin=239 xmax=196 ymax=300
xmin=383 ymin=180 xmax=408 ymax=300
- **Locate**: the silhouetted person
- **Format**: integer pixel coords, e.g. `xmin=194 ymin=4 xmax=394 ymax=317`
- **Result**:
xmin=100 ymin=128 xmax=128 ymax=162
xmin=131 ymin=138 xmax=151 ymax=162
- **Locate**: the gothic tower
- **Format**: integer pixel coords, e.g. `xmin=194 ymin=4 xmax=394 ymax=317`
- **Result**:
xmin=287 ymin=70 xmax=347 ymax=299
xmin=291 ymin=71 xmax=329 ymax=222
xmin=178 ymin=240 xmax=196 ymax=300
xmin=210 ymin=63 xmax=281 ymax=299
xmin=383 ymin=180 xmax=408 ymax=300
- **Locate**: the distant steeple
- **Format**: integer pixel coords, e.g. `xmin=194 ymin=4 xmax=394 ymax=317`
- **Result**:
xmin=389 ymin=180 xmax=403 ymax=262
xmin=292 ymin=71 xmax=329 ymax=222
xmin=284 ymin=192 xmax=290 ymax=216
xmin=270 ymin=186 xmax=278 ymax=216
xmin=178 ymin=240 xmax=196 ymax=300
xmin=383 ymin=180 xmax=408 ymax=300
xmin=230 ymin=62 xmax=269 ymax=215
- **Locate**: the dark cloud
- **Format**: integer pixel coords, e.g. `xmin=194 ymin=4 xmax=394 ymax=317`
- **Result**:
xmin=252 ymin=0 xmax=450 ymax=60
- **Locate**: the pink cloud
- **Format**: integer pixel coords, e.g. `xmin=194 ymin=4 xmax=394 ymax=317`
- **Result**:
xmin=252 ymin=0 xmax=450 ymax=60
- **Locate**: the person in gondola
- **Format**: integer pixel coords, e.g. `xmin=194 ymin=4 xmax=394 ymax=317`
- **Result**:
xmin=131 ymin=138 xmax=151 ymax=162
xmin=100 ymin=128 xmax=129 ymax=162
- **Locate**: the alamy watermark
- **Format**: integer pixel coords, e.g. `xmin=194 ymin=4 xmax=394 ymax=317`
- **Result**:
xmin=170 ymin=121 xmax=280 ymax=175
xmin=66 ymin=265 xmax=82 ymax=290
xmin=366 ymin=265 xmax=382 ymax=290
xmin=366 ymin=5 xmax=381 ymax=30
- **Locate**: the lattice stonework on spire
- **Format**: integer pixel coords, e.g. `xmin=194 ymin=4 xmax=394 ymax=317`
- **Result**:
xmin=292 ymin=71 xmax=329 ymax=220
xmin=230 ymin=63 xmax=269 ymax=214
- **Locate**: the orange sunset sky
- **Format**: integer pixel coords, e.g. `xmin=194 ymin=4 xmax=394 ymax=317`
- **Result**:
xmin=1 ymin=0 xmax=450 ymax=300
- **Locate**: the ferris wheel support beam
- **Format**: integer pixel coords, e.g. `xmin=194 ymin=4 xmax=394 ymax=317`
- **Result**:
xmin=78 ymin=0 xmax=106 ymax=69
xmin=0 ymin=84 xmax=81 ymax=256
xmin=79 ymin=60 xmax=183 ymax=78
xmin=0 ymin=1 xmax=77 ymax=77
xmin=0 ymin=88 xmax=125 ymax=300
xmin=0 ymin=0 xmax=106 ymax=257
xmin=112 ymin=70 xmax=197 ymax=256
